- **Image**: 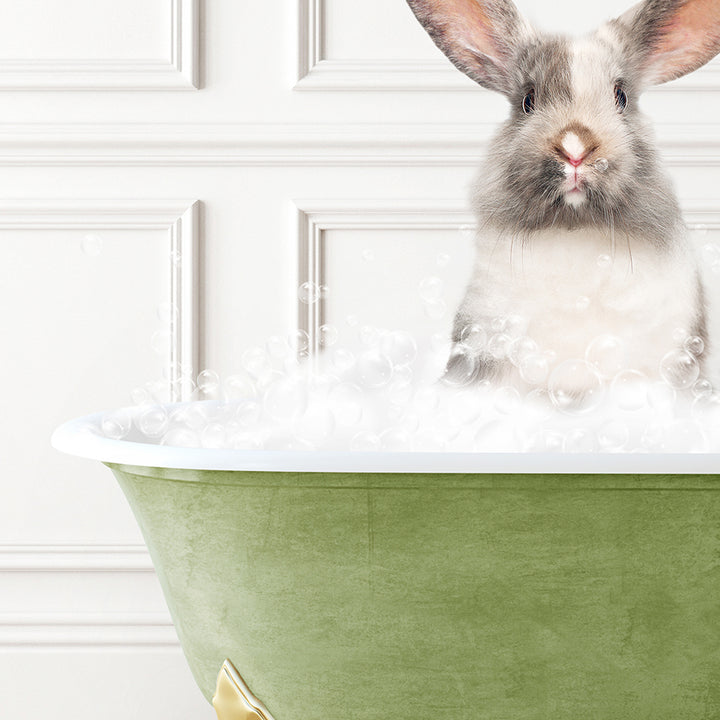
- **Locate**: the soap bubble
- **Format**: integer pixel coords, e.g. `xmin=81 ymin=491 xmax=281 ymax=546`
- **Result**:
xmin=508 ymin=336 xmax=538 ymax=367
xmin=519 ymin=352 xmax=550 ymax=385
xmin=241 ymin=347 xmax=270 ymax=378
xmin=388 ymin=376 xmax=414 ymax=406
xmin=201 ymin=423 xmax=227 ymax=449
xmin=586 ymin=335 xmax=626 ymax=378
xmin=294 ymin=406 xmax=335 ymax=445
xmin=264 ymin=376 xmax=308 ymax=420
xmin=597 ymin=419 xmax=629 ymax=451
xmin=441 ymin=345 xmax=478 ymax=387
xmin=663 ymin=419 xmax=706 ymax=453
xmin=672 ymin=327 xmax=689 ymax=344
xmin=611 ymin=369 xmax=648 ymax=411
xmin=525 ymin=388 xmax=554 ymax=421
xmin=359 ymin=325 xmax=380 ymax=347
xmin=351 ymin=431 xmax=381 ymax=452
xmin=548 ymin=360 xmax=603 ymax=414
xmin=101 ymin=409 xmax=132 ymax=440
xmin=361 ymin=249 xmax=375 ymax=262
xmin=138 ymin=405 xmax=170 ymax=438
xmin=223 ymin=373 xmax=256 ymax=400
xmin=488 ymin=333 xmax=511 ymax=359
xmin=446 ymin=389 xmax=484 ymax=425
xmin=597 ymin=254 xmax=612 ymax=269
xmin=380 ymin=427 xmax=412 ymax=451
xmin=460 ymin=324 xmax=487 ymax=353
xmin=504 ymin=315 xmax=526 ymax=338
xmin=266 ymin=335 xmax=291 ymax=360
xmin=659 ymin=349 xmax=699 ymax=390
xmin=594 ymin=157 xmax=609 ymax=172
xmin=329 ymin=383 xmax=364 ymax=426
xmin=345 ymin=314 xmax=359 ymax=327
xmin=256 ymin=369 xmax=284 ymax=395
xmin=525 ymin=429 xmax=564 ymax=453
xmin=294 ymin=329 xmax=310 ymax=355
xmin=412 ymin=431 xmax=447 ymax=452
xmin=414 ymin=385 xmax=441 ymax=414
xmin=647 ymin=381 xmax=676 ymax=412
xmin=319 ymin=324 xmax=338 ymax=347
xmin=692 ymin=393 xmax=720 ymax=430
xmin=564 ymin=428 xmax=596 ymax=453
xmin=230 ymin=431 xmax=264 ymax=450
xmin=494 ymin=386 xmax=521 ymax=414
xmin=81 ymin=233 xmax=103 ymax=256
xmin=131 ymin=385 xmax=154 ymax=406
xmin=171 ymin=403 xmax=210 ymax=431
xmin=331 ymin=347 xmax=356 ymax=374
xmin=379 ymin=331 xmax=417 ymax=368
xmin=161 ymin=428 xmax=200 ymax=448
xmin=474 ymin=418 xmax=518 ymax=452
xmin=684 ymin=335 xmax=705 ymax=357
xmin=692 ymin=379 xmax=713 ymax=400
xmin=197 ymin=369 xmax=220 ymax=393
xmin=357 ymin=350 xmax=393 ymax=388
xmin=280 ymin=437 xmax=315 ymax=451
xmin=419 ymin=276 xmax=443 ymax=303
xmin=490 ymin=316 xmax=506 ymax=333
xmin=298 ymin=282 xmax=320 ymax=304
xmin=436 ymin=252 xmax=450 ymax=267
xmin=234 ymin=399 xmax=262 ymax=428
xmin=640 ymin=423 xmax=664 ymax=450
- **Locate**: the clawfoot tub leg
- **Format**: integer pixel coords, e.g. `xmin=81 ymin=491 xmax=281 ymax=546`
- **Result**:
xmin=212 ymin=659 xmax=276 ymax=720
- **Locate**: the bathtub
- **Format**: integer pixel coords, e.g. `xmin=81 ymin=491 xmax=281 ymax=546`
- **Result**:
xmin=52 ymin=404 xmax=720 ymax=720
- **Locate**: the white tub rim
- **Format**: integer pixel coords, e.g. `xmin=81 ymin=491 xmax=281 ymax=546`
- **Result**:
xmin=50 ymin=405 xmax=720 ymax=474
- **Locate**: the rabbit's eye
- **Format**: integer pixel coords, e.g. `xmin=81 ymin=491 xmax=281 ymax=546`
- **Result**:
xmin=522 ymin=88 xmax=535 ymax=114
xmin=614 ymin=83 xmax=628 ymax=112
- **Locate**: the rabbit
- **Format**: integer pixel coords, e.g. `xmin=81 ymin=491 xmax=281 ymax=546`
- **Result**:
xmin=405 ymin=0 xmax=720 ymax=393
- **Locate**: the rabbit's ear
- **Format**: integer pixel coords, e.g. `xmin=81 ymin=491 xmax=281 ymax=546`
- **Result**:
xmin=614 ymin=0 xmax=720 ymax=85
xmin=406 ymin=0 xmax=533 ymax=95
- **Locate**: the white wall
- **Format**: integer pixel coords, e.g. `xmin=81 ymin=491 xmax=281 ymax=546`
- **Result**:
xmin=1 ymin=1 xmax=719 ymax=718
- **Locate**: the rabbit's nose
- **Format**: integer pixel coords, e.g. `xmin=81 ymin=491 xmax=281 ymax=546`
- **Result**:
xmin=554 ymin=125 xmax=599 ymax=167
xmin=564 ymin=152 xmax=585 ymax=167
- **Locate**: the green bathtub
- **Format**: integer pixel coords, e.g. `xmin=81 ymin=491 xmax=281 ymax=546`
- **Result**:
xmin=53 ymin=410 xmax=720 ymax=719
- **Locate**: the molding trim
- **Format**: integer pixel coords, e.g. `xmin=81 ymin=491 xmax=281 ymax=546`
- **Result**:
xmin=0 ymin=613 xmax=178 ymax=648
xmin=0 ymin=123 xmax=717 ymax=166
xmin=0 ymin=544 xmax=152 ymax=572
xmin=296 ymin=0 xmax=720 ymax=92
xmin=0 ymin=544 xmax=177 ymax=649
xmin=0 ymin=0 xmax=198 ymax=90
xmin=294 ymin=199 xmax=474 ymax=356
xmin=0 ymin=200 xmax=201 ymax=399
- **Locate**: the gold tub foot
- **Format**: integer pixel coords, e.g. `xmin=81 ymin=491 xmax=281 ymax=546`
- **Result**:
xmin=212 ymin=659 xmax=276 ymax=720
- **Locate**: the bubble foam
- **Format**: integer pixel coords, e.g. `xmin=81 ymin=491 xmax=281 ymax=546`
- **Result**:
xmin=105 ymin=321 xmax=719 ymax=454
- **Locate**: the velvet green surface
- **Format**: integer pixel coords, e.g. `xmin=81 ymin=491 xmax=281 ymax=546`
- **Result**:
xmin=107 ymin=464 xmax=720 ymax=719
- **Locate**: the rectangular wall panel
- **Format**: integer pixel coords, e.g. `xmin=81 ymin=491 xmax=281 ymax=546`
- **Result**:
xmin=0 ymin=200 xmax=199 ymax=544
xmin=0 ymin=0 xmax=198 ymax=89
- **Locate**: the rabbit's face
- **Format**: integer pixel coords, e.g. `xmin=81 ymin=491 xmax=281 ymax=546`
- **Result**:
xmin=407 ymin=0 xmax=720 ymax=242
xmin=485 ymin=29 xmax=655 ymax=232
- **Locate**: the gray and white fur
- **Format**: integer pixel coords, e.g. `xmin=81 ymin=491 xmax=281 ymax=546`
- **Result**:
xmin=406 ymin=0 xmax=720 ymax=388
